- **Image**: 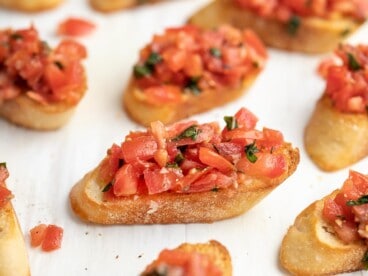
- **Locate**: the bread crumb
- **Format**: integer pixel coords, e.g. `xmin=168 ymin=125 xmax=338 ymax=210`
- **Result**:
xmin=147 ymin=200 xmax=158 ymax=214
xmin=115 ymin=255 xmax=119 ymax=259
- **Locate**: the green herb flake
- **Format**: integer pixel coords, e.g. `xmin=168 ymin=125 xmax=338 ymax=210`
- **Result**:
xmin=146 ymin=52 xmax=162 ymax=66
xmin=173 ymin=125 xmax=199 ymax=141
xmin=224 ymin=116 xmax=238 ymax=130
xmin=166 ymin=162 xmax=179 ymax=168
xmin=346 ymin=195 xmax=368 ymax=206
xmin=244 ymin=142 xmax=259 ymax=163
xmin=0 ymin=162 xmax=6 ymax=168
xmin=211 ymin=187 xmax=219 ymax=192
xmin=209 ymin=47 xmax=221 ymax=58
xmin=102 ymin=182 xmax=112 ymax=193
xmin=185 ymin=77 xmax=201 ymax=95
xmin=287 ymin=15 xmax=301 ymax=36
xmin=252 ymin=61 xmax=259 ymax=68
xmin=54 ymin=61 xmax=64 ymax=70
xmin=174 ymin=153 xmax=184 ymax=164
xmin=133 ymin=64 xmax=152 ymax=78
xmin=10 ymin=33 xmax=23 ymax=40
xmin=362 ymin=250 xmax=368 ymax=270
xmin=347 ymin=53 xmax=362 ymax=71
xmin=340 ymin=28 xmax=351 ymax=37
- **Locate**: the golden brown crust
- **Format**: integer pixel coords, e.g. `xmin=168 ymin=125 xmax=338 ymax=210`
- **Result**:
xmin=90 ymin=0 xmax=164 ymax=12
xmin=280 ymin=191 xmax=367 ymax=275
xmin=123 ymin=70 xmax=259 ymax=126
xmin=0 ymin=76 xmax=87 ymax=130
xmin=304 ymin=95 xmax=368 ymax=171
xmin=0 ymin=0 xmax=62 ymax=12
xmin=188 ymin=0 xmax=363 ymax=54
xmin=0 ymin=191 xmax=30 ymax=276
xmin=69 ymin=143 xmax=299 ymax=224
xmin=142 ymin=240 xmax=232 ymax=276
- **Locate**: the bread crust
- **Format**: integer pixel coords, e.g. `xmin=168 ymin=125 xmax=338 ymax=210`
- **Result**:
xmin=69 ymin=143 xmax=299 ymax=224
xmin=304 ymin=95 xmax=368 ymax=171
xmin=0 ymin=77 xmax=87 ymax=130
xmin=142 ymin=240 xmax=232 ymax=276
xmin=188 ymin=0 xmax=363 ymax=54
xmin=0 ymin=0 xmax=62 ymax=11
xmin=123 ymin=71 xmax=259 ymax=126
xmin=0 ymin=198 xmax=30 ymax=276
xmin=90 ymin=0 xmax=163 ymax=12
xmin=280 ymin=191 xmax=367 ymax=275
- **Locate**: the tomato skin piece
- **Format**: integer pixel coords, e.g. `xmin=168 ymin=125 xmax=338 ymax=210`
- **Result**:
xmin=198 ymin=147 xmax=234 ymax=173
xmin=57 ymin=17 xmax=96 ymax=37
xmin=121 ymin=135 xmax=158 ymax=163
xmin=113 ymin=164 xmax=139 ymax=196
xmin=236 ymin=153 xmax=286 ymax=178
xmin=30 ymin=224 xmax=47 ymax=247
xmin=41 ymin=225 xmax=64 ymax=252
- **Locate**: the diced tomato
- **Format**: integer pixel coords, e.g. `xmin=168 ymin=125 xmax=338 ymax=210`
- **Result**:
xmin=98 ymin=144 xmax=122 ymax=184
xmin=121 ymin=135 xmax=157 ymax=163
xmin=55 ymin=40 xmax=87 ymax=60
xmin=0 ymin=185 xmax=12 ymax=208
xmin=198 ymin=147 xmax=234 ymax=173
xmin=144 ymin=168 xmax=178 ymax=194
xmin=41 ymin=225 xmax=63 ymax=252
xmin=243 ymin=29 xmax=268 ymax=59
xmin=350 ymin=171 xmax=368 ymax=192
xmin=234 ymin=108 xmax=258 ymax=130
xmin=333 ymin=220 xmax=360 ymax=244
xmin=57 ymin=17 xmax=96 ymax=37
xmin=150 ymin=120 xmax=167 ymax=149
xmin=113 ymin=164 xmax=139 ymax=196
xmin=184 ymin=54 xmax=203 ymax=77
xmin=188 ymin=170 xmax=235 ymax=192
xmin=236 ymin=153 xmax=286 ymax=178
xmin=257 ymin=128 xmax=284 ymax=149
xmin=30 ymin=224 xmax=47 ymax=247
xmin=144 ymin=85 xmax=182 ymax=105
xmin=223 ymin=129 xmax=263 ymax=146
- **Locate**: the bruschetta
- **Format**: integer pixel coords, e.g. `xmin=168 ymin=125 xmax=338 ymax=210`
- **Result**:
xmin=123 ymin=24 xmax=267 ymax=126
xmin=0 ymin=163 xmax=30 ymax=276
xmin=0 ymin=0 xmax=62 ymax=12
xmin=70 ymin=107 xmax=299 ymax=224
xmin=188 ymin=0 xmax=368 ymax=54
xmin=90 ymin=0 xmax=163 ymax=12
xmin=0 ymin=26 xmax=87 ymax=130
xmin=305 ymin=44 xmax=368 ymax=171
xmin=280 ymin=170 xmax=368 ymax=275
xmin=142 ymin=240 xmax=231 ymax=276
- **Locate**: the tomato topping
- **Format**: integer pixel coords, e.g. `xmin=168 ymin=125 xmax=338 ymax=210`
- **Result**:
xmin=57 ymin=17 xmax=96 ymax=37
xmin=322 ymin=171 xmax=368 ymax=243
xmin=133 ymin=24 xmax=266 ymax=99
xmin=0 ymin=26 xmax=86 ymax=105
xmin=234 ymin=0 xmax=368 ymax=22
xmin=0 ymin=165 xmax=12 ymax=208
xmin=144 ymin=248 xmax=222 ymax=276
xmin=101 ymin=108 xmax=287 ymax=198
xmin=30 ymin=224 xmax=63 ymax=252
xmin=320 ymin=44 xmax=368 ymax=114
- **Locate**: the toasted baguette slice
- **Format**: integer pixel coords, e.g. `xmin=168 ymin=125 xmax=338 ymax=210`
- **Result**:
xmin=70 ymin=143 xmax=299 ymax=224
xmin=280 ymin=191 xmax=366 ymax=275
xmin=188 ymin=0 xmax=363 ymax=54
xmin=90 ymin=0 xmax=164 ymax=12
xmin=0 ymin=82 xmax=86 ymax=130
xmin=0 ymin=0 xmax=62 ymax=11
xmin=123 ymin=72 xmax=258 ymax=126
xmin=304 ymin=95 xmax=368 ymax=171
xmin=142 ymin=240 xmax=232 ymax=276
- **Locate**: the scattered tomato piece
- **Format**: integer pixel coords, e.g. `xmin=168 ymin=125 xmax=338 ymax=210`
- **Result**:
xmin=57 ymin=17 xmax=96 ymax=37
xmin=30 ymin=224 xmax=64 ymax=252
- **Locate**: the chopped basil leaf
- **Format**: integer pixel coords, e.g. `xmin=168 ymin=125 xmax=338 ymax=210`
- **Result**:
xmin=133 ymin=64 xmax=152 ymax=78
xmin=224 ymin=116 xmax=238 ymax=130
xmin=10 ymin=33 xmax=23 ymax=40
xmin=102 ymin=182 xmax=112 ymax=192
xmin=166 ymin=162 xmax=179 ymax=168
xmin=173 ymin=125 xmax=199 ymax=141
xmin=287 ymin=15 xmax=301 ymax=36
xmin=54 ymin=61 xmax=64 ymax=70
xmin=174 ymin=153 xmax=184 ymax=164
xmin=211 ymin=187 xmax=219 ymax=192
xmin=185 ymin=77 xmax=201 ymax=95
xmin=0 ymin=162 xmax=6 ymax=168
xmin=346 ymin=195 xmax=368 ymax=206
xmin=245 ymin=142 xmax=259 ymax=163
xmin=362 ymin=250 xmax=368 ymax=270
xmin=146 ymin=52 xmax=162 ymax=66
xmin=347 ymin=53 xmax=362 ymax=71
xmin=340 ymin=28 xmax=351 ymax=37
xmin=209 ymin=47 xmax=221 ymax=58
xmin=142 ymin=267 xmax=168 ymax=276
xmin=252 ymin=61 xmax=259 ymax=68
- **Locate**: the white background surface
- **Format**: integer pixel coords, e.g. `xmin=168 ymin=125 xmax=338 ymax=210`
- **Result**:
xmin=0 ymin=0 xmax=368 ymax=275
